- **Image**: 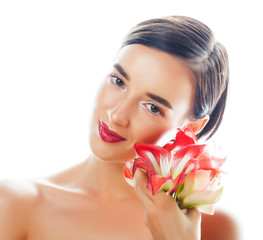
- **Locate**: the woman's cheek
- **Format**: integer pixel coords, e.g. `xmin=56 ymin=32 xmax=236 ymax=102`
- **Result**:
xmin=133 ymin=120 xmax=172 ymax=145
xmin=132 ymin=109 xmax=178 ymax=145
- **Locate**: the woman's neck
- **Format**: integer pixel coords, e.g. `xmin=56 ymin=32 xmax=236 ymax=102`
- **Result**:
xmin=70 ymin=154 xmax=136 ymax=200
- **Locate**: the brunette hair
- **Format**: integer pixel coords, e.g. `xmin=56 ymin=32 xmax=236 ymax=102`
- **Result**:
xmin=121 ymin=16 xmax=229 ymax=140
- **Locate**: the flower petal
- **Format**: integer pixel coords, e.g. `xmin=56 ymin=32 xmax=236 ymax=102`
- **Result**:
xmin=192 ymin=170 xmax=211 ymax=191
xmin=132 ymin=157 xmax=158 ymax=192
xmin=183 ymin=128 xmax=198 ymax=141
xmin=196 ymin=204 xmax=215 ymax=215
xmin=177 ymin=169 xmax=212 ymax=198
xmin=161 ymin=180 xmax=174 ymax=192
xmin=134 ymin=143 xmax=170 ymax=174
xmin=149 ymin=174 xmax=173 ymax=195
xmin=171 ymin=144 xmax=206 ymax=179
xmin=123 ymin=165 xmax=136 ymax=187
xmin=198 ymin=149 xmax=226 ymax=170
xmin=163 ymin=128 xmax=197 ymax=152
xmin=177 ymin=173 xmax=195 ymax=199
xmin=124 ymin=165 xmax=133 ymax=180
xmin=132 ymin=157 xmax=155 ymax=176
xmin=181 ymin=187 xmax=223 ymax=209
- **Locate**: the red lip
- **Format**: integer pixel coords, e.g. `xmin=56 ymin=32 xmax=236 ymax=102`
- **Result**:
xmin=98 ymin=120 xmax=126 ymax=143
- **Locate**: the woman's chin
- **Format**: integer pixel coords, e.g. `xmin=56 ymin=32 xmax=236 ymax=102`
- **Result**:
xmin=89 ymin=137 xmax=136 ymax=163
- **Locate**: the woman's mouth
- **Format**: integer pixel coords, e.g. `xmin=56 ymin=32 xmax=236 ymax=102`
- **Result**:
xmin=98 ymin=120 xmax=126 ymax=143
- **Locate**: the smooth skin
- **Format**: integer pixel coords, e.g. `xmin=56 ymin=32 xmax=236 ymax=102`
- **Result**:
xmin=0 ymin=45 xmax=239 ymax=240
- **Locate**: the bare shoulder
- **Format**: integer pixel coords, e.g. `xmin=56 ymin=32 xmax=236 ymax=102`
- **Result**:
xmin=0 ymin=178 xmax=39 ymax=240
xmin=201 ymin=210 xmax=240 ymax=240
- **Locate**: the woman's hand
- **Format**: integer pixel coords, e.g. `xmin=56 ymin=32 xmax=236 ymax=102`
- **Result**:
xmin=134 ymin=169 xmax=201 ymax=240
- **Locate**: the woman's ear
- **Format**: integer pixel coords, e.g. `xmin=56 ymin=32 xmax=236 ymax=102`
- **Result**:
xmin=185 ymin=115 xmax=210 ymax=135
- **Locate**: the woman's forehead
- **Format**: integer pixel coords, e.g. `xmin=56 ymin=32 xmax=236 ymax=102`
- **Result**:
xmin=113 ymin=44 xmax=196 ymax=107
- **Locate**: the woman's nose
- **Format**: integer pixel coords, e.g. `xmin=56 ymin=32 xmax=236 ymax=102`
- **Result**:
xmin=107 ymin=102 xmax=130 ymax=127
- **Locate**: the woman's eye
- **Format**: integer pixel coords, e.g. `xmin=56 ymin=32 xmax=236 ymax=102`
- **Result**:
xmin=145 ymin=103 xmax=163 ymax=115
xmin=111 ymin=75 xmax=125 ymax=88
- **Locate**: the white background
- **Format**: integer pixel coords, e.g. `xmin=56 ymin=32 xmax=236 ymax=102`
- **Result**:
xmin=0 ymin=0 xmax=262 ymax=239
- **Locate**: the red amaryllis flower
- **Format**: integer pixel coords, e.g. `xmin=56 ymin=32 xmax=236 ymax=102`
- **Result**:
xmin=124 ymin=128 xmax=225 ymax=215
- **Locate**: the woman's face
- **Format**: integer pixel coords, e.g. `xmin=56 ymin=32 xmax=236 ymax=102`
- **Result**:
xmin=89 ymin=44 xmax=195 ymax=162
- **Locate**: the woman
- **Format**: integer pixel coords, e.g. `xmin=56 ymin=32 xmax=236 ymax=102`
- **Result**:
xmin=0 ymin=16 xmax=238 ymax=239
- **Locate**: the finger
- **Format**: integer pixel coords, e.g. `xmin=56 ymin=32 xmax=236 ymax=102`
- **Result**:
xmin=152 ymin=191 xmax=188 ymax=220
xmin=187 ymin=208 xmax=201 ymax=223
xmin=134 ymin=169 xmax=196 ymax=219
xmin=134 ymin=169 xmax=171 ymax=202
xmin=153 ymin=189 xmax=174 ymax=203
xmin=134 ymin=170 xmax=184 ymax=213
xmin=133 ymin=169 xmax=154 ymax=206
xmin=134 ymin=169 xmax=179 ymax=205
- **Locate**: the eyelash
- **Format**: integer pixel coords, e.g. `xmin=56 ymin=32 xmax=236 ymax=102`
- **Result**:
xmin=109 ymin=74 xmax=164 ymax=117
xmin=110 ymin=74 xmax=126 ymax=89
xmin=143 ymin=103 xmax=164 ymax=116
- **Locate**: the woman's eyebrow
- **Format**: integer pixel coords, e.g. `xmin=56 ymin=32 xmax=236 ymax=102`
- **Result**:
xmin=146 ymin=93 xmax=173 ymax=110
xmin=113 ymin=63 xmax=130 ymax=80
xmin=113 ymin=63 xmax=172 ymax=110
